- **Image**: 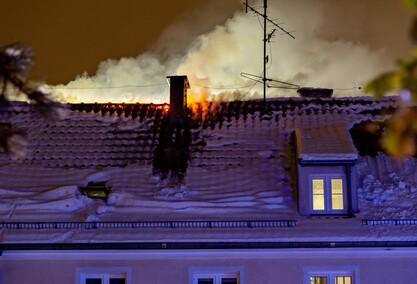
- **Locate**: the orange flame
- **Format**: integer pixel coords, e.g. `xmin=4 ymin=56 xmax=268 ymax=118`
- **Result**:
xmin=163 ymin=104 xmax=170 ymax=114
xmin=156 ymin=103 xmax=170 ymax=115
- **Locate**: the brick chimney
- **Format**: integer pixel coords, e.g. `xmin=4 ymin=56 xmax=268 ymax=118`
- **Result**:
xmin=167 ymin=75 xmax=190 ymax=124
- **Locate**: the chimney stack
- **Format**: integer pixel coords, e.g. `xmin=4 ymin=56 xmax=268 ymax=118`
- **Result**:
xmin=297 ymin=87 xmax=333 ymax=98
xmin=167 ymin=75 xmax=190 ymax=124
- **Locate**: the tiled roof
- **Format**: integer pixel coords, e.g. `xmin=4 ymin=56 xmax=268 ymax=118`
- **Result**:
xmin=2 ymin=96 xmax=417 ymax=245
xmin=0 ymin=102 xmax=167 ymax=167
xmin=0 ymin=97 xmax=396 ymax=168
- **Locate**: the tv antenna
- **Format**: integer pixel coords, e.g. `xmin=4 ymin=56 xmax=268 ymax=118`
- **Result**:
xmin=243 ymin=0 xmax=295 ymax=110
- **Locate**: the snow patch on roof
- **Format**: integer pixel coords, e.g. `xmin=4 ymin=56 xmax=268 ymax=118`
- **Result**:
xmin=296 ymin=126 xmax=358 ymax=161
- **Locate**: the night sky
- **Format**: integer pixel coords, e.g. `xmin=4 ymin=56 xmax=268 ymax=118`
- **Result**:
xmin=1 ymin=1 xmax=414 ymax=103
xmin=1 ymin=0 xmax=240 ymax=84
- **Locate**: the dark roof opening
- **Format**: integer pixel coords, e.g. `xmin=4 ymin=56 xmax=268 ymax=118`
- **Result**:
xmin=350 ymin=121 xmax=387 ymax=157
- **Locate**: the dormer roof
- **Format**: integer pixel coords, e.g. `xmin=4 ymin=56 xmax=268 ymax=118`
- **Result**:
xmin=295 ymin=126 xmax=358 ymax=164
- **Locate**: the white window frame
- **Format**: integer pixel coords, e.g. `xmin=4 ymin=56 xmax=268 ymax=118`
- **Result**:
xmin=304 ymin=266 xmax=358 ymax=284
xmin=189 ymin=266 xmax=243 ymax=284
xmin=77 ymin=267 xmax=131 ymax=284
xmin=310 ymin=175 xmax=347 ymax=214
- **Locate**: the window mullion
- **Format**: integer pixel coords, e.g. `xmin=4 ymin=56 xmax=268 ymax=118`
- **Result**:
xmin=325 ymin=177 xmax=331 ymax=212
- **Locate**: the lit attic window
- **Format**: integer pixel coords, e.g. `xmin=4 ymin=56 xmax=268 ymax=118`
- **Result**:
xmin=79 ymin=182 xmax=111 ymax=201
xmin=311 ymin=176 xmax=346 ymax=213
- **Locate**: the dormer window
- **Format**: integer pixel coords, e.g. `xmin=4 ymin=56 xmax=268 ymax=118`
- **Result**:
xmin=311 ymin=176 xmax=346 ymax=214
xmin=295 ymin=127 xmax=359 ymax=217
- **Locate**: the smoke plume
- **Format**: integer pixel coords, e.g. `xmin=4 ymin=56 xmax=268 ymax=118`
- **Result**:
xmin=49 ymin=0 xmax=408 ymax=104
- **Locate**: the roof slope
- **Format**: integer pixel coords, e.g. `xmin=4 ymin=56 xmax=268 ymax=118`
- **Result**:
xmin=1 ymin=96 xmax=417 ymax=245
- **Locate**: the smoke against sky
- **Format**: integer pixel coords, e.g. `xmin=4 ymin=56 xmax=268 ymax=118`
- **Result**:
xmin=47 ymin=0 xmax=412 ymax=104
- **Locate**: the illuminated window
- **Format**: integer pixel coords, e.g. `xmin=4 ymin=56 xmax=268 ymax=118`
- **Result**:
xmin=78 ymin=268 xmax=130 ymax=284
xmin=312 ymin=179 xmax=325 ymax=210
xmin=310 ymin=276 xmax=327 ymax=284
xmin=306 ymin=270 xmax=355 ymax=284
xmin=335 ymin=276 xmax=352 ymax=284
xmin=310 ymin=275 xmax=352 ymax=284
xmin=79 ymin=181 xmax=111 ymax=201
xmin=311 ymin=176 xmax=346 ymax=214
xmin=331 ymin=179 xmax=344 ymax=210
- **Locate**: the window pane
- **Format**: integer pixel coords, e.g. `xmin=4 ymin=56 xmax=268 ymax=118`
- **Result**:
xmin=331 ymin=179 xmax=343 ymax=194
xmin=86 ymin=279 xmax=102 ymax=284
xmin=313 ymin=194 xmax=325 ymax=210
xmin=310 ymin=276 xmax=327 ymax=284
xmin=198 ymin=278 xmax=214 ymax=284
xmin=312 ymin=179 xmax=325 ymax=210
xmin=332 ymin=194 xmax=344 ymax=210
xmin=331 ymin=178 xmax=344 ymax=210
xmin=110 ymin=278 xmax=126 ymax=284
xmin=222 ymin=278 xmax=237 ymax=284
xmin=312 ymin=179 xmax=324 ymax=194
xmin=335 ymin=276 xmax=352 ymax=284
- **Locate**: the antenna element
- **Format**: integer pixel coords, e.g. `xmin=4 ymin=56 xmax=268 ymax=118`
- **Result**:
xmin=243 ymin=0 xmax=294 ymax=111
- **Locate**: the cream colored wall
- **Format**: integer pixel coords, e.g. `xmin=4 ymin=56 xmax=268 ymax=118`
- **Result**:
xmin=1 ymin=248 xmax=417 ymax=284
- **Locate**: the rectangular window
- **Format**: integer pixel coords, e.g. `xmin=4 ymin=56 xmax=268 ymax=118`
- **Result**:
xmin=190 ymin=267 xmax=242 ymax=284
xmin=310 ymin=276 xmax=327 ymax=284
xmin=305 ymin=268 xmax=356 ymax=284
xmin=310 ymin=275 xmax=352 ymax=284
xmin=198 ymin=278 xmax=214 ymax=284
xmin=331 ymin=179 xmax=344 ymax=210
xmin=335 ymin=276 xmax=352 ymax=284
xmin=312 ymin=178 xmax=325 ymax=210
xmin=194 ymin=274 xmax=238 ymax=284
xmin=82 ymin=274 xmax=126 ymax=284
xmin=310 ymin=176 xmax=346 ymax=214
xmin=78 ymin=268 xmax=130 ymax=284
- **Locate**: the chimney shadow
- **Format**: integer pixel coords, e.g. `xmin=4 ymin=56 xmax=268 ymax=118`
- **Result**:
xmin=152 ymin=76 xmax=191 ymax=187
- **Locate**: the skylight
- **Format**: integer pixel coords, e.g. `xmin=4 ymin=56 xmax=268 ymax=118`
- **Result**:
xmin=79 ymin=182 xmax=111 ymax=201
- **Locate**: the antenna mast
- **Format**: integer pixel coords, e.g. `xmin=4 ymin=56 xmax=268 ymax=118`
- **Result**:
xmin=244 ymin=0 xmax=294 ymax=110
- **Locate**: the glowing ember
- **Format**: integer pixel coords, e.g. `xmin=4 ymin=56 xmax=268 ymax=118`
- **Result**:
xmin=163 ymin=104 xmax=169 ymax=114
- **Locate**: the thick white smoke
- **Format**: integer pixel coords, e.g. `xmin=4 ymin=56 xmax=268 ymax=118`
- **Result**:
xmin=49 ymin=0 xmax=401 ymax=104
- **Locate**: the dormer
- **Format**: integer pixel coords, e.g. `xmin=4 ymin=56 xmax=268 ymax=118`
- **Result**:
xmin=295 ymin=126 xmax=359 ymax=217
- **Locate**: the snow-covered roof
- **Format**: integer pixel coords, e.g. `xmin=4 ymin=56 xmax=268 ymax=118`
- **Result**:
xmin=295 ymin=126 xmax=358 ymax=162
xmin=1 ymin=96 xmax=417 ymax=247
xmin=0 ymin=102 xmax=165 ymax=167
